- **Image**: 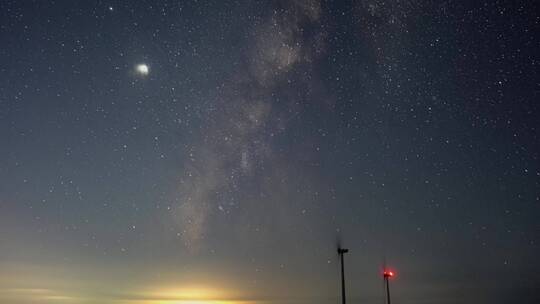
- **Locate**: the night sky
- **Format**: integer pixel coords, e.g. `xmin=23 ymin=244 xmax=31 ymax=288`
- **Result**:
xmin=1 ymin=1 xmax=539 ymax=303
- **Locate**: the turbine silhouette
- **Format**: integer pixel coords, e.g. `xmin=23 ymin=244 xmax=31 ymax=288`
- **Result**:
xmin=381 ymin=257 xmax=395 ymax=304
xmin=336 ymin=233 xmax=348 ymax=304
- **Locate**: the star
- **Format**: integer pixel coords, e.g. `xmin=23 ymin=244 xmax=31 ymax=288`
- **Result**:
xmin=136 ymin=63 xmax=149 ymax=76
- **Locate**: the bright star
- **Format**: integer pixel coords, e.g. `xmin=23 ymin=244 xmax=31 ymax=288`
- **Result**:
xmin=136 ymin=63 xmax=149 ymax=75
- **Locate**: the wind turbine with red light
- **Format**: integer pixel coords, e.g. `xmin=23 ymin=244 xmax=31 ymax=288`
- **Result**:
xmin=382 ymin=269 xmax=395 ymax=304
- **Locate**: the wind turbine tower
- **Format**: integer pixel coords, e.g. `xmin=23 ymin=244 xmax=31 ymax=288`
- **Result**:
xmin=383 ymin=269 xmax=395 ymax=304
xmin=337 ymin=246 xmax=349 ymax=304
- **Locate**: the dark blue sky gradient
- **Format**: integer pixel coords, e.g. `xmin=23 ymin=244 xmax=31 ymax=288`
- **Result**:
xmin=1 ymin=1 xmax=539 ymax=303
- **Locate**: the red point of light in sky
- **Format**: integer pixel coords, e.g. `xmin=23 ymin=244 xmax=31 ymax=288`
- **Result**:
xmin=383 ymin=270 xmax=395 ymax=278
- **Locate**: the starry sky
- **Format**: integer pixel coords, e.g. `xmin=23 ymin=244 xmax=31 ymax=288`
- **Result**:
xmin=1 ymin=1 xmax=539 ymax=303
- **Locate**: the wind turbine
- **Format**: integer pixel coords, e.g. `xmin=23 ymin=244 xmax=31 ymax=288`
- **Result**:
xmin=382 ymin=263 xmax=395 ymax=304
xmin=336 ymin=236 xmax=349 ymax=304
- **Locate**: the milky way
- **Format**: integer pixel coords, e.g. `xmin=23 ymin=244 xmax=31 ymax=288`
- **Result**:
xmin=0 ymin=1 xmax=538 ymax=304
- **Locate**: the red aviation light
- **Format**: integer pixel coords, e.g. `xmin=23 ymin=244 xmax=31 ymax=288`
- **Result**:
xmin=383 ymin=270 xmax=395 ymax=278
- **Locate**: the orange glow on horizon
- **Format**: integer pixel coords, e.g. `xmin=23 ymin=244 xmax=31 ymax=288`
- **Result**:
xmin=139 ymin=301 xmax=254 ymax=304
xmin=0 ymin=285 xmax=259 ymax=304
xmin=150 ymin=285 xmax=228 ymax=298
xmin=140 ymin=285 xmax=257 ymax=304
